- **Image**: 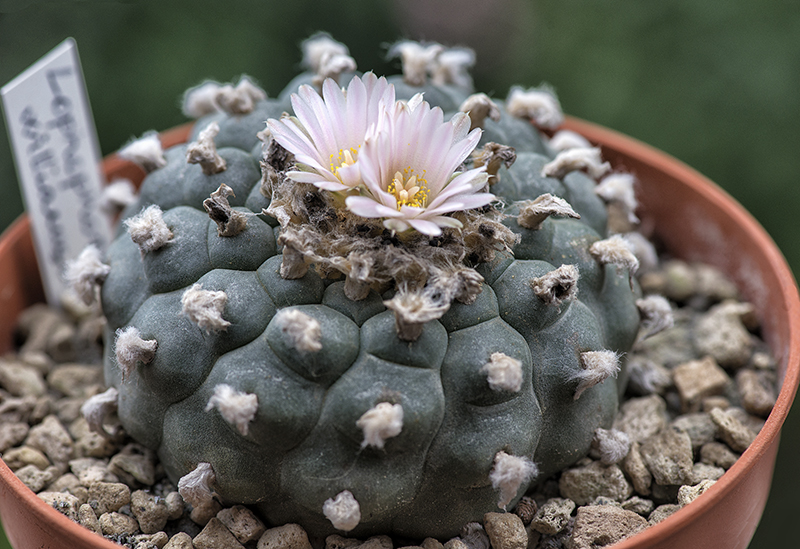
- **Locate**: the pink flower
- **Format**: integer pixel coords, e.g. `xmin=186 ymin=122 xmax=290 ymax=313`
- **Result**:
xmin=345 ymin=95 xmax=493 ymax=236
xmin=267 ymin=72 xmax=394 ymax=191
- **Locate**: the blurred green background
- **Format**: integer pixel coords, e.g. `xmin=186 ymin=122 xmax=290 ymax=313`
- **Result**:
xmin=1 ymin=1 xmax=798 ymax=548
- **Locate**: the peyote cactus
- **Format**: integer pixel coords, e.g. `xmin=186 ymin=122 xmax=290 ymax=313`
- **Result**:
xmin=75 ymin=35 xmax=668 ymax=540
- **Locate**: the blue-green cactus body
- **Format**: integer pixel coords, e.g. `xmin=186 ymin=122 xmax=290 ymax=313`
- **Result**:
xmin=101 ymin=73 xmax=641 ymax=540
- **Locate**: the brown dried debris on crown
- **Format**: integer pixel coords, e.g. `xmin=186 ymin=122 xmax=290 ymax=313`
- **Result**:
xmin=530 ymin=264 xmax=580 ymax=306
xmin=472 ymin=142 xmax=516 ymax=185
xmin=460 ymin=93 xmax=501 ymax=131
xmin=186 ymin=122 xmax=227 ymax=176
xmin=518 ymin=193 xmax=580 ymax=230
xmin=204 ymin=184 xmax=248 ymax=237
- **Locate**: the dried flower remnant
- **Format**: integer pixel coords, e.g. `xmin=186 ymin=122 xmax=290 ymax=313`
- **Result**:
xmin=636 ymin=295 xmax=674 ymax=339
xmin=118 ymin=131 xmax=167 ymax=172
xmin=205 ymin=384 xmax=258 ymax=436
xmin=387 ymin=40 xmax=444 ymax=86
xmin=65 ymin=244 xmax=111 ymax=305
xmin=490 ymin=451 xmax=538 ymax=509
xmin=472 ymin=142 xmax=516 ymax=185
xmin=124 ymin=205 xmax=173 ymax=254
xmin=114 ymin=326 xmax=157 ymax=380
xmin=506 ymin=86 xmax=564 ymax=129
xmin=268 ymin=73 xmax=394 ymax=192
xmin=384 ymin=288 xmax=450 ymax=342
xmin=430 ymin=47 xmax=476 ymax=88
xmin=596 ymin=173 xmax=639 ymax=224
xmin=517 ymin=193 xmax=580 ymax=230
xmin=590 ymin=235 xmax=640 ymax=274
xmin=323 ymin=490 xmax=361 ymax=532
xmin=530 ymin=264 xmax=580 ymax=306
xmin=186 ymin=122 xmax=227 ymax=176
xmin=302 ymin=33 xmax=357 ymax=86
xmin=81 ymin=387 xmax=119 ymax=438
xmin=204 ymin=183 xmax=248 ymax=237
xmin=181 ymin=284 xmax=231 ymax=334
xmin=460 ymin=93 xmax=501 ymax=131
xmin=541 ymin=147 xmax=611 ymax=180
xmin=178 ymin=462 xmax=217 ymax=510
xmin=346 ymin=98 xmax=493 ymax=236
xmin=356 ymin=402 xmax=404 ymax=449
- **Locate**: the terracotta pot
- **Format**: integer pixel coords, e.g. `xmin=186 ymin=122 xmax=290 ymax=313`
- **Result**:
xmin=1 ymin=119 xmax=797 ymax=549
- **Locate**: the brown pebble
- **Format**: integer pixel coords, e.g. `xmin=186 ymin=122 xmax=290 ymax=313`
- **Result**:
xmin=325 ymin=534 xmax=361 ymax=549
xmin=165 ymin=491 xmax=185 ymax=520
xmin=194 ymin=517 xmax=246 ymax=549
xmin=109 ymin=445 xmax=156 ymax=486
xmin=14 ymin=463 xmax=59 ymax=492
xmin=258 ymin=523 xmax=312 ymax=549
xmin=99 ymin=511 xmax=139 ymax=536
xmin=566 ymin=505 xmax=647 ymax=549
xmin=648 ymin=504 xmax=682 ymax=524
xmin=694 ymin=302 xmax=754 ymax=368
xmin=131 ymin=489 xmax=170 ymax=534
xmin=736 ymin=369 xmax=776 ymax=417
xmin=483 ymin=512 xmax=527 ymax=549
xmin=420 ymin=538 xmax=444 ymax=549
xmin=88 ymin=482 xmax=131 ymax=515
xmin=559 ymin=461 xmax=633 ymax=505
xmin=38 ymin=491 xmax=80 ymax=520
xmin=709 ymin=407 xmax=757 ymax=453
xmin=360 ymin=535 xmax=393 ymax=549
xmin=134 ymin=531 xmax=169 ymax=549
xmin=700 ymin=441 xmax=740 ymax=470
xmin=677 ymin=479 xmax=716 ymax=506
xmin=1 ymin=445 xmax=50 ymax=471
xmin=621 ymin=441 xmax=652 ymax=496
xmin=0 ymin=394 xmax=37 ymax=423
xmin=218 ymin=504 xmax=267 ymax=544
xmin=78 ymin=503 xmax=102 ymax=534
xmin=512 ymin=496 xmax=537 ymax=525
xmin=0 ymin=422 xmax=30 ymax=453
xmin=47 ymin=364 xmax=104 ymax=398
xmin=25 ymin=414 xmax=74 ymax=466
xmin=612 ymin=394 xmax=669 ymax=443
xmin=672 ymin=357 xmax=730 ymax=413
xmin=639 ymin=427 xmax=694 ymax=486
xmin=529 ymin=498 xmax=575 ymax=535
xmin=0 ymin=360 xmax=47 ymax=397
xmin=164 ymin=532 xmax=194 ymax=549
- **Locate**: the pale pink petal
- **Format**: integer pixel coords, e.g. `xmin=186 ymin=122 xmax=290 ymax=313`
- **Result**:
xmin=346 ymin=196 xmax=402 ymax=218
xmin=406 ymin=218 xmax=443 ymax=236
xmin=383 ymin=218 xmax=411 ymax=233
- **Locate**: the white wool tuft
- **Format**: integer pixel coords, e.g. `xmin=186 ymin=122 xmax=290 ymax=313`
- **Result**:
xmin=315 ymin=52 xmax=357 ymax=85
xmin=215 ymin=77 xmax=267 ymax=115
xmin=573 ymin=350 xmax=621 ymax=400
xmin=64 ymin=244 xmax=111 ymax=305
xmin=182 ymin=81 xmax=223 ymax=118
xmin=302 ymin=33 xmax=351 ymax=73
xmin=626 ymin=357 xmax=672 ymax=395
xmin=205 ymin=384 xmax=259 ymax=436
xmin=356 ymin=402 xmax=404 ymax=449
xmin=592 ymin=427 xmax=631 ymax=465
xmin=431 ymin=47 xmax=476 ymax=88
xmin=636 ymin=295 xmax=674 ymax=339
xmin=181 ymin=284 xmax=231 ymax=333
xmin=548 ymin=130 xmax=592 ymax=152
xmin=595 ymin=173 xmax=639 ymax=224
xmin=186 ymin=122 xmax=227 ymax=175
xmin=387 ymin=40 xmax=444 ymax=86
xmin=482 ymin=352 xmax=523 ymax=393
xmin=101 ymin=178 xmax=138 ymax=212
xmin=506 ymin=86 xmax=564 ymax=129
xmin=118 ymin=132 xmax=167 ymax=172
xmin=178 ymin=462 xmax=216 ymax=509
xmin=80 ymin=387 xmax=119 ymax=438
xmin=124 ymin=204 xmax=173 ymax=254
xmin=323 ymin=490 xmax=361 ymax=532
xmin=590 ymin=235 xmax=640 ymax=274
xmin=274 ymin=308 xmax=322 ymax=353
xmin=541 ymin=147 xmax=611 ymax=180
xmin=621 ymin=232 xmax=659 ymax=273
xmin=530 ymin=264 xmax=580 ymax=306
xmin=490 ymin=451 xmax=538 ymax=509
xmin=114 ymin=326 xmax=157 ymax=379
xmin=517 ymin=193 xmax=580 ymax=230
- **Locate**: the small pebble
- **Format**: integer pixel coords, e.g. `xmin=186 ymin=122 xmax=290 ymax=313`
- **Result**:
xmin=483 ymin=513 xmax=527 ymax=549
xmin=558 ymin=461 xmax=633 ymax=505
xmin=612 ymin=395 xmax=669 ymax=443
xmin=567 ymin=505 xmax=647 ymax=549
xmin=131 ymin=489 xmax=170 ymax=534
xmin=164 ymin=532 xmax=194 ymax=549
xmin=194 ymin=517 xmax=245 ymax=549
xmin=621 ymin=441 xmax=652 ymax=496
xmin=217 ymin=504 xmax=267 ymax=543
xmin=88 ymin=482 xmax=132 ymax=515
xmin=0 ymin=421 xmax=30 ymax=453
xmin=134 ymin=531 xmax=169 ymax=549
xmin=529 ymin=498 xmax=575 ymax=535
xmin=38 ymin=491 xmax=81 ymax=520
xmin=25 ymin=414 xmax=74 ymax=466
xmin=165 ymin=491 xmax=185 ymax=520
xmin=672 ymin=357 xmax=730 ymax=413
xmin=512 ymin=496 xmax=537 ymax=525
xmin=100 ymin=511 xmax=140 ymax=536
xmin=736 ymin=369 xmax=776 ymax=417
xmin=109 ymin=445 xmax=157 ymax=486
xmin=421 ymin=537 xmax=444 ymax=549
xmin=639 ymin=427 xmax=694 ymax=486
xmin=699 ymin=441 xmax=740 ymax=470
xmin=709 ymin=407 xmax=757 ymax=453
xmin=694 ymin=302 xmax=754 ymax=368
xmin=361 ymin=535 xmax=394 ymax=549
xmin=689 ymin=462 xmax=725 ymax=484
xmin=258 ymin=523 xmax=313 ymax=549
xmin=47 ymin=364 xmax=104 ymax=398
xmin=671 ymin=413 xmax=717 ymax=449
xmin=620 ymin=496 xmax=654 ymax=517
xmin=0 ymin=360 xmax=47 ymax=397
xmin=78 ymin=503 xmax=102 ymax=534
xmin=648 ymin=504 xmax=681 ymax=524
xmin=14 ymin=463 xmax=59 ymax=492
xmin=677 ymin=479 xmax=716 ymax=506
xmin=325 ymin=534 xmax=361 ymax=549
xmin=1 ymin=445 xmax=50 ymax=471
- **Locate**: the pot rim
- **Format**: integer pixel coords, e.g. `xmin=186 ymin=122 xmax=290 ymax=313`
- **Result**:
xmin=1 ymin=117 xmax=798 ymax=548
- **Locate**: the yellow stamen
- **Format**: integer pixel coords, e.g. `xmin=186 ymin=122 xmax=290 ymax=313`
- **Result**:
xmin=389 ymin=168 xmax=429 ymax=209
xmin=329 ymin=146 xmax=360 ymax=180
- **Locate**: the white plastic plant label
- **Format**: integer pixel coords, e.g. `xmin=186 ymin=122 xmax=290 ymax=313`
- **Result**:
xmin=2 ymin=38 xmax=112 ymax=305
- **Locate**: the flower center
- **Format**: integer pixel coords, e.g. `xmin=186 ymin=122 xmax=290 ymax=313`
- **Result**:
xmin=330 ymin=146 xmax=359 ymax=178
xmin=388 ymin=168 xmax=429 ymax=210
